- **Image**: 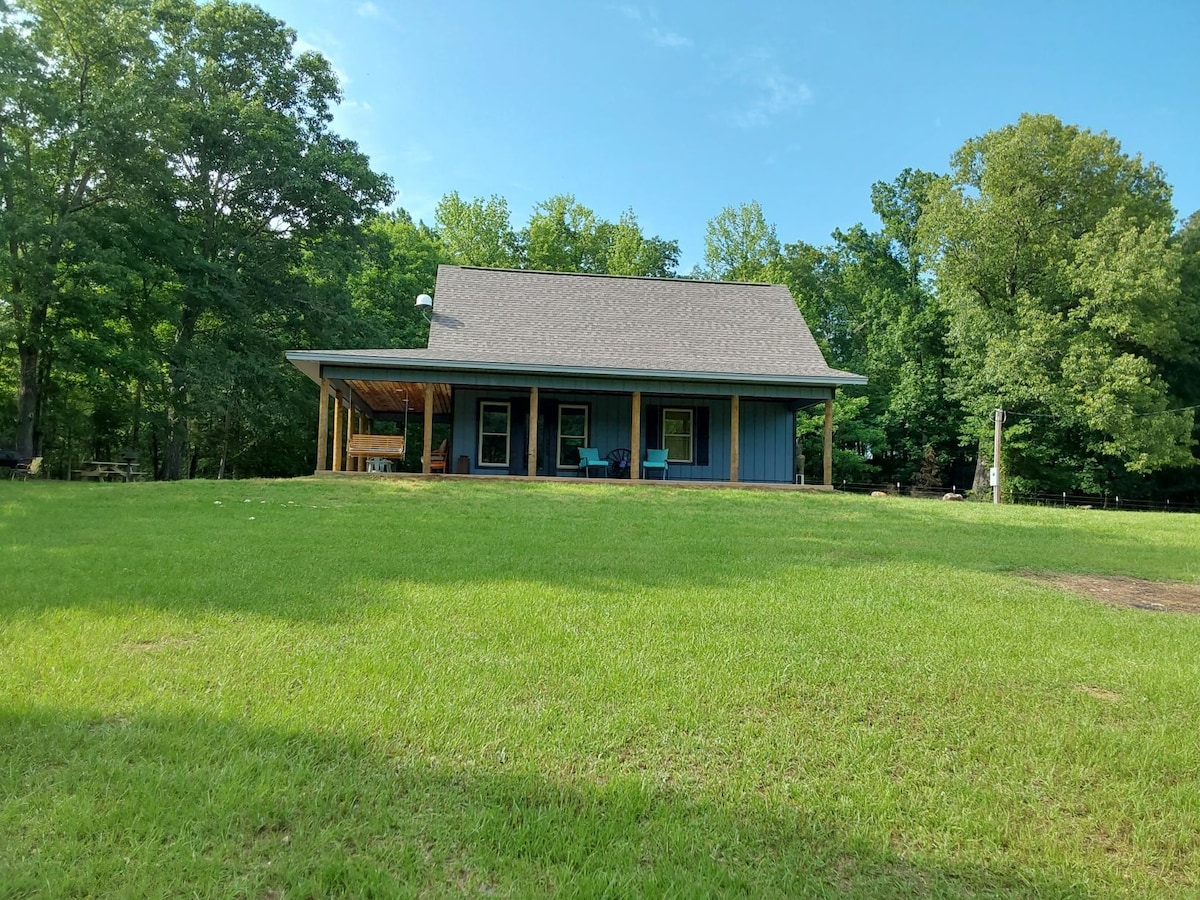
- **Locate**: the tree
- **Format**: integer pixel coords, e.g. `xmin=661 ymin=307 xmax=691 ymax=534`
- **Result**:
xmin=435 ymin=192 xmax=520 ymax=268
xmin=0 ymin=0 xmax=163 ymax=458
xmin=343 ymin=210 xmax=439 ymax=349
xmin=524 ymin=194 xmax=606 ymax=273
xmin=604 ymin=209 xmax=679 ymax=278
xmin=870 ymin=168 xmax=938 ymax=287
xmin=703 ymin=201 xmax=780 ymax=282
xmin=150 ymin=0 xmax=390 ymax=478
xmin=920 ymin=114 xmax=1194 ymax=493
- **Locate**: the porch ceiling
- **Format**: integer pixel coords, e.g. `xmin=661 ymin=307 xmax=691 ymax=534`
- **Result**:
xmin=346 ymin=380 xmax=452 ymax=415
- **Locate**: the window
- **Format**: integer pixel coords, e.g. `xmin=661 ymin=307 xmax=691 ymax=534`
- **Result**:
xmin=478 ymin=401 xmax=510 ymax=467
xmin=557 ymin=404 xmax=588 ymax=468
xmin=663 ymin=408 xmax=693 ymax=463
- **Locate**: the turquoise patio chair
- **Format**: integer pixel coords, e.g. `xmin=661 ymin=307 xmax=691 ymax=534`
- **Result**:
xmin=643 ymin=448 xmax=668 ymax=480
xmin=577 ymin=447 xmax=609 ymax=477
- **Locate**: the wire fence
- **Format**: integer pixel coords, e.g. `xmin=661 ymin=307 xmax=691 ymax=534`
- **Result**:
xmin=833 ymin=481 xmax=1200 ymax=513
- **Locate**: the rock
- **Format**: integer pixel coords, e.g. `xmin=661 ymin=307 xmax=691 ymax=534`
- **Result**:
xmin=942 ymin=492 xmax=964 ymax=501
xmin=870 ymin=490 xmax=888 ymax=498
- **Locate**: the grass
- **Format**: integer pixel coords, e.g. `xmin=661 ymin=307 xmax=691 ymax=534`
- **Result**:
xmin=2 ymin=477 xmax=1199 ymax=898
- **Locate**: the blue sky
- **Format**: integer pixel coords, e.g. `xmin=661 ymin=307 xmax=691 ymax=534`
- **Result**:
xmin=257 ymin=1 xmax=1199 ymax=271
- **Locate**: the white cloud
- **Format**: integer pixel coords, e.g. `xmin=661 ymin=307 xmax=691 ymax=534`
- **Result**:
xmin=613 ymin=4 xmax=692 ymax=49
xmin=648 ymin=28 xmax=693 ymax=48
xmin=356 ymin=2 xmax=400 ymax=27
xmin=725 ymin=50 xmax=813 ymax=128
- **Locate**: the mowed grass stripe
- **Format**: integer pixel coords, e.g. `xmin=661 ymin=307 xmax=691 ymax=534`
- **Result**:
xmin=2 ymin=478 xmax=1198 ymax=896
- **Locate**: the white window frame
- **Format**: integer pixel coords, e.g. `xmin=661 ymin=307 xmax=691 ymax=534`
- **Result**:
xmin=663 ymin=407 xmax=694 ymax=464
xmin=478 ymin=401 xmax=511 ymax=467
xmin=557 ymin=403 xmax=589 ymax=469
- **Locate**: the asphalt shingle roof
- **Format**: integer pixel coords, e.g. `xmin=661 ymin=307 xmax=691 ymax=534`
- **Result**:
xmin=417 ymin=265 xmax=860 ymax=382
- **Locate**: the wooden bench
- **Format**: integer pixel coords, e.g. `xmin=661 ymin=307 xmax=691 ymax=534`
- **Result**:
xmin=346 ymin=434 xmax=407 ymax=461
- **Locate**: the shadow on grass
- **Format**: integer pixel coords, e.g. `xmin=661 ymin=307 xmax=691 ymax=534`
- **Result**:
xmin=0 ymin=705 xmax=1097 ymax=898
xmin=1 ymin=479 xmax=1197 ymax=622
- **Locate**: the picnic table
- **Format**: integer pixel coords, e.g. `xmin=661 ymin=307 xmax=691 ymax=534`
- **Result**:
xmin=77 ymin=460 xmax=142 ymax=482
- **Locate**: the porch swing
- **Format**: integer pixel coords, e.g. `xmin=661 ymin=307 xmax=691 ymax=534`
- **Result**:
xmin=346 ymin=390 xmax=409 ymax=471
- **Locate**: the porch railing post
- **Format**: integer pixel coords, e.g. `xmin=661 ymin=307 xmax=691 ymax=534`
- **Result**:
xmin=630 ymin=390 xmax=641 ymax=480
xmin=316 ymin=377 xmax=329 ymax=472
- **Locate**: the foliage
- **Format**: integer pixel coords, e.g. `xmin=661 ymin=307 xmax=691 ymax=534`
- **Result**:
xmin=703 ymin=200 xmax=780 ymax=282
xmin=1 ymin=0 xmax=1195 ymax=500
xmin=435 ymin=191 xmax=521 ymax=268
xmin=920 ymin=114 xmax=1195 ymax=493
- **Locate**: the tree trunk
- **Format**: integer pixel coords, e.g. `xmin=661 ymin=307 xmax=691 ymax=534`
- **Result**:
xmin=15 ymin=342 xmax=39 ymax=459
xmin=165 ymin=404 xmax=188 ymax=480
xmin=164 ymin=309 xmax=198 ymax=480
xmin=971 ymin=438 xmax=990 ymax=493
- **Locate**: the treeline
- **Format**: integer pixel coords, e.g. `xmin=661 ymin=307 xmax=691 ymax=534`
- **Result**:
xmin=2 ymin=1 xmax=1198 ymax=497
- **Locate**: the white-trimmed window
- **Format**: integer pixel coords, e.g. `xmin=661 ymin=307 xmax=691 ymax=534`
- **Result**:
xmin=478 ymin=401 xmax=511 ymax=467
xmin=557 ymin=404 xmax=588 ymax=468
xmin=663 ymin=408 xmax=693 ymax=463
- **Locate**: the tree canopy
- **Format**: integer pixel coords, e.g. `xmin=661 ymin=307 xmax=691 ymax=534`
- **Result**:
xmin=1 ymin=3 xmax=1196 ymax=499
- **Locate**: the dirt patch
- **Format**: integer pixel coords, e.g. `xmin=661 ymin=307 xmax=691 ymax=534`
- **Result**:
xmin=1076 ymin=685 xmax=1122 ymax=702
xmin=1025 ymin=572 xmax=1200 ymax=615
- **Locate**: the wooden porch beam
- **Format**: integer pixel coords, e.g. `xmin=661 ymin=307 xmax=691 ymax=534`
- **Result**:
xmin=730 ymin=394 xmax=740 ymax=483
xmin=332 ymin=390 xmax=344 ymax=472
xmin=527 ymin=386 xmax=539 ymax=477
xmin=422 ymin=382 xmax=434 ymax=474
xmin=316 ymin=377 xmax=330 ymax=472
xmin=823 ymin=396 xmax=834 ymax=486
xmin=630 ymin=390 xmax=641 ymax=480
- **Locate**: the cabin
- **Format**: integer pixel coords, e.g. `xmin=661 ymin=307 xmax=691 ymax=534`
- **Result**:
xmin=286 ymin=265 xmax=864 ymax=485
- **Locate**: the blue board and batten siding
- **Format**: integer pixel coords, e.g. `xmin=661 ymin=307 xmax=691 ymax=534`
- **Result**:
xmin=450 ymin=388 xmax=797 ymax=483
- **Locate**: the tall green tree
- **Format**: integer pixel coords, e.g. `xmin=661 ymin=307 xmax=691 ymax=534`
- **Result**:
xmin=435 ymin=192 xmax=520 ymax=268
xmin=524 ymin=194 xmax=606 ymax=273
xmin=920 ymin=114 xmax=1194 ymax=493
xmin=604 ymin=209 xmax=679 ymax=277
xmin=151 ymin=0 xmax=390 ymax=478
xmin=0 ymin=0 xmax=162 ymax=458
xmin=703 ymin=200 xmax=780 ymax=282
xmin=343 ymin=210 xmax=439 ymax=349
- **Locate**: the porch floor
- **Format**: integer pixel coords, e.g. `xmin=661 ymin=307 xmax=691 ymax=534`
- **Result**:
xmin=314 ymin=471 xmax=833 ymax=492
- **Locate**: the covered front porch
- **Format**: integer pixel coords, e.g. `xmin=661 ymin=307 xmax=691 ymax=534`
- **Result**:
xmin=302 ymin=357 xmax=838 ymax=486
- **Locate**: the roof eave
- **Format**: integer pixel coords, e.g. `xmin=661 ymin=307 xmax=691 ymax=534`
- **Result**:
xmin=286 ymin=350 xmax=867 ymax=387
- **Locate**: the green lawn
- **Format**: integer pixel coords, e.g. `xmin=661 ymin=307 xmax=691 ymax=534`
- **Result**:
xmin=2 ymin=478 xmax=1199 ymax=898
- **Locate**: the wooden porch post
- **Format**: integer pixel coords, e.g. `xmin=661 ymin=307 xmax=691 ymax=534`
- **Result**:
xmin=823 ymin=396 xmax=834 ymax=486
xmin=422 ymin=383 xmax=434 ymax=474
xmin=527 ymin=386 xmax=539 ymax=477
xmin=316 ymin=377 xmax=329 ymax=472
xmin=730 ymin=394 xmax=740 ymax=483
xmin=630 ymin=390 xmax=641 ymax=480
xmin=332 ymin=390 xmax=344 ymax=472
xmin=346 ymin=393 xmax=358 ymax=472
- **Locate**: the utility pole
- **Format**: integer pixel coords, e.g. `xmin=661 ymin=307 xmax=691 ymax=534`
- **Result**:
xmin=992 ymin=408 xmax=1003 ymax=505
